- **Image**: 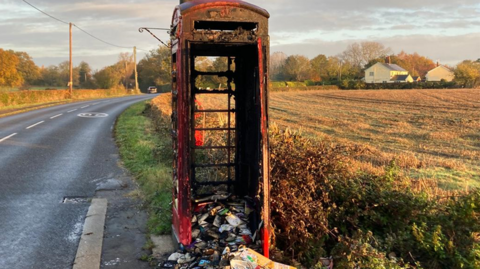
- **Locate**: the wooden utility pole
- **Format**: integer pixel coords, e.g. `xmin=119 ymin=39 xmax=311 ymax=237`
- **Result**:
xmin=124 ymin=61 xmax=127 ymax=91
xmin=134 ymin=46 xmax=139 ymax=93
xmin=69 ymin=23 xmax=73 ymax=95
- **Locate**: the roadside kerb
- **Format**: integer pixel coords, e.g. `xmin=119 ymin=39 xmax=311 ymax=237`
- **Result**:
xmin=73 ymin=198 xmax=108 ymax=269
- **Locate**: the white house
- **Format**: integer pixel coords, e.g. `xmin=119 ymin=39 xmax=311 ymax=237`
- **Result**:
xmin=364 ymin=62 xmax=410 ymax=83
xmin=425 ymin=65 xmax=454 ymax=82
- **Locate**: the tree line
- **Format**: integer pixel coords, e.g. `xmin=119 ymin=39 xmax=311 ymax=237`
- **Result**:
xmin=0 ymin=48 xmax=166 ymax=91
xmin=270 ymin=41 xmax=480 ymax=88
xmin=2 ymin=42 xmax=479 ymax=90
xmin=0 ymin=45 xmax=226 ymax=92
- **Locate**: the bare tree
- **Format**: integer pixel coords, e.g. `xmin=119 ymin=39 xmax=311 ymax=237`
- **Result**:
xmin=342 ymin=41 xmax=391 ymax=68
xmin=118 ymin=52 xmax=134 ymax=89
xmin=270 ymin=51 xmax=287 ymax=80
xmin=341 ymin=43 xmax=363 ymax=68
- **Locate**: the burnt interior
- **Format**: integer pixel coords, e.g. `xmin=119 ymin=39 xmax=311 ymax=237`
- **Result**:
xmin=189 ymin=43 xmax=260 ymax=200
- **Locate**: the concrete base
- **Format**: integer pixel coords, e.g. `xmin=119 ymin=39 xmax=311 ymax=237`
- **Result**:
xmin=151 ymin=235 xmax=176 ymax=259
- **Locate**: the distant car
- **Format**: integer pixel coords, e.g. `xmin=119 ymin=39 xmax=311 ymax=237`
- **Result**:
xmin=147 ymin=86 xmax=157 ymax=94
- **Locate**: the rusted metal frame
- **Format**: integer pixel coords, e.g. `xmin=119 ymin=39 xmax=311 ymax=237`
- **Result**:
xmin=195 ymin=109 xmax=235 ymax=113
xmin=193 ymin=163 xmax=235 ymax=168
xmin=171 ymin=37 xmax=179 ymax=240
xmin=194 ymin=127 xmax=234 ymax=131
xmin=193 ymin=70 xmax=234 ymax=77
xmin=138 ymin=27 xmax=170 ymax=47
xmin=258 ymin=37 xmax=270 ymax=258
xmin=178 ymin=1 xmax=270 ymax=19
xmin=195 ymin=180 xmax=232 ymax=186
xmin=184 ymin=40 xmax=193 ymax=244
xmin=194 ymin=145 xmax=235 ymax=149
xmin=172 ymin=0 xmax=270 ymax=249
xmin=171 ymin=48 xmax=179 ymax=196
xmin=171 ymin=34 xmax=193 ymax=245
xmin=189 ymin=47 xmax=200 ymax=197
xmin=191 ymin=53 xmax=235 ymax=192
xmin=194 ymin=89 xmax=234 ymax=94
xmin=226 ymin=56 xmax=234 ymax=193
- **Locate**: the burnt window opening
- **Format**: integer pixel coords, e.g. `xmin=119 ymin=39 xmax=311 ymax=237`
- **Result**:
xmin=194 ymin=56 xmax=235 ymax=72
xmin=194 ymin=21 xmax=257 ymax=32
xmin=189 ymin=44 xmax=260 ymax=199
xmin=193 ymin=56 xmax=236 ymax=92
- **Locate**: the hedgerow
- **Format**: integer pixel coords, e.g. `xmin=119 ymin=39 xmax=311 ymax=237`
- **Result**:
xmin=338 ymin=80 xmax=459 ymax=90
xmin=270 ymin=125 xmax=480 ymax=268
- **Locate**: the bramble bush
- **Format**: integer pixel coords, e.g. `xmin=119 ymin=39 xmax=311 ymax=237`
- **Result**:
xmin=269 ymin=125 xmax=480 ymax=268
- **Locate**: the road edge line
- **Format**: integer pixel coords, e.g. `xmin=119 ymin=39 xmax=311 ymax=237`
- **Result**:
xmin=73 ymin=198 xmax=108 ymax=269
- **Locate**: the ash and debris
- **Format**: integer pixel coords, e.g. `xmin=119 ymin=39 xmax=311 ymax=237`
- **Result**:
xmin=158 ymin=193 xmax=294 ymax=269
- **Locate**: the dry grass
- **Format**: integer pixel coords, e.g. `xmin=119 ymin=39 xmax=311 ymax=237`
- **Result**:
xmin=153 ymin=89 xmax=480 ymax=190
xmin=0 ymin=88 xmax=134 ymax=109
xmin=270 ymin=88 xmax=480 ymax=190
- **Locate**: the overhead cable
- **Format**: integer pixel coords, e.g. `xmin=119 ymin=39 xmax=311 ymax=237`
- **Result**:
xmin=22 ymin=0 xmax=69 ymax=25
xmin=73 ymin=24 xmax=133 ymax=49
xmin=22 ymin=0 xmax=148 ymax=51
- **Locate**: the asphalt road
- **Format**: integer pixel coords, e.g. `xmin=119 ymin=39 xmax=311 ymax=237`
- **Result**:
xmin=0 ymin=94 xmax=156 ymax=269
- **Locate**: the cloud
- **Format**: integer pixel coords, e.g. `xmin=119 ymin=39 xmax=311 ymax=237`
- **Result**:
xmin=1 ymin=0 xmax=479 ymax=69
xmin=382 ymin=33 xmax=480 ymax=65
xmin=0 ymin=0 xmax=172 ymax=69
xmin=260 ymin=0 xmax=480 ymax=34
xmin=261 ymin=0 xmax=480 ymax=13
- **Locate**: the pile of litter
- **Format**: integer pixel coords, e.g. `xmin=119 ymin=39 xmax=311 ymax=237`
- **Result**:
xmin=161 ymin=247 xmax=295 ymax=269
xmin=160 ymin=194 xmax=295 ymax=269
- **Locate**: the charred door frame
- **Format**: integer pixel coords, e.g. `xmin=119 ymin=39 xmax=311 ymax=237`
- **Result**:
xmin=170 ymin=0 xmax=270 ymax=257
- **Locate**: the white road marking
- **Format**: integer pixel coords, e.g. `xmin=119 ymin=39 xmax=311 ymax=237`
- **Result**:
xmin=78 ymin=112 xmax=109 ymax=118
xmin=81 ymin=105 xmax=90 ymax=109
xmin=67 ymin=109 xmax=77 ymax=113
xmin=50 ymin=114 xmax=63 ymax=119
xmin=26 ymin=121 xmax=44 ymax=129
xmin=0 ymin=133 xmax=17 ymax=143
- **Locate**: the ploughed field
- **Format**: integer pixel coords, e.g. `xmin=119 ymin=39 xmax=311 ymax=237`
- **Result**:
xmin=269 ymin=88 xmax=480 ymax=190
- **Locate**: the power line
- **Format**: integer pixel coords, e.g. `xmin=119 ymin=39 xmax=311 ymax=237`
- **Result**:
xmin=74 ymin=24 xmax=149 ymax=51
xmin=22 ymin=0 xmax=148 ymax=51
xmin=22 ymin=0 xmax=69 ymax=25
xmin=73 ymin=24 xmax=133 ymax=49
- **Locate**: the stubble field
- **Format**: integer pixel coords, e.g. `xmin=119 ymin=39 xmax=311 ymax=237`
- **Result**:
xmin=269 ymin=88 xmax=480 ymax=190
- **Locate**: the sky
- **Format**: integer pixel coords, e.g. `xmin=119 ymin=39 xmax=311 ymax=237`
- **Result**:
xmin=0 ymin=0 xmax=479 ymax=70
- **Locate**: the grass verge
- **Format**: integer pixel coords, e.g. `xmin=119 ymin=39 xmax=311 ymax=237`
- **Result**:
xmin=115 ymin=100 xmax=172 ymax=235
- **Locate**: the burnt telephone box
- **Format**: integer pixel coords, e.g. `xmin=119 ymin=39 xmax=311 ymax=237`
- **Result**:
xmin=170 ymin=0 xmax=271 ymax=256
